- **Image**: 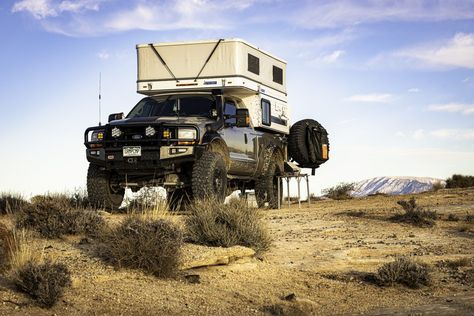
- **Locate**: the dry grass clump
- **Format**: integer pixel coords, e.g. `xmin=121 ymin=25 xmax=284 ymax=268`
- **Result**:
xmin=14 ymin=259 xmax=71 ymax=308
xmin=16 ymin=195 xmax=104 ymax=238
xmin=392 ymin=197 xmax=437 ymax=227
xmin=377 ymin=257 xmax=431 ymax=288
xmin=0 ymin=223 xmax=15 ymax=270
xmin=0 ymin=193 xmax=29 ymax=215
xmin=185 ymin=198 xmax=271 ymax=252
xmin=97 ymin=216 xmax=183 ymax=278
xmin=2 ymin=227 xmax=70 ymax=308
xmin=438 ymin=257 xmax=474 ymax=269
xmin=322 ymin=182 xmax=355 ymax=200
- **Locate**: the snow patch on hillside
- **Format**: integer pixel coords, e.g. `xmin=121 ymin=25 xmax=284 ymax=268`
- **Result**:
xmin=351 ymin=176 xmax=444 ymax=197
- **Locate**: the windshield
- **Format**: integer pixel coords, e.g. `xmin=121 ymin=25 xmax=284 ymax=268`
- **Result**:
xmin=127 ymin=95 xmax=216 ymax=118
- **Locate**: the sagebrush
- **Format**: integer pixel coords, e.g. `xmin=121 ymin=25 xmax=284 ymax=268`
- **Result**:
xmin=392 ymin=197 xmax=437 ymax=227
xmin=14 ymin=259 xmax=72 ymax=308
xmin=98 ymin=217 xmax=183 ymax=278
xmin=16 ymin=195 xmax=104 ymax=238
xmin=0 ymin=193 xmax=29 ymax=215
xmin=377 ymin=257 xmax=431 ymax=288
xmin=322 ymin=183 xmax=355 ymax=200
xmin=445 ymin=174 xmax=474 ymax=188
xmin=185 ymin=198 xmax=271 ymax=252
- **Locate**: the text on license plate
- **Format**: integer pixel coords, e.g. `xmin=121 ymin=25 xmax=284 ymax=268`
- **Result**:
xmin=123 ymin=146 xmax=141 ymax=157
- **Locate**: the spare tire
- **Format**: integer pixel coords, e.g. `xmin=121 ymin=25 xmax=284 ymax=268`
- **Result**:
xmin=288 ymin=119 xmax=329 ymax=168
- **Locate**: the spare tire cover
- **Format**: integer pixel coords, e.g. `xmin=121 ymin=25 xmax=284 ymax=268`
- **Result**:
xmin=288 ymin=119 xmax=329 ymax=167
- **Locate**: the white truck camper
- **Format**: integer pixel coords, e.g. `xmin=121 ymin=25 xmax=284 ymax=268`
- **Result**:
xmin=136 ymin=39 xmax=290 ymax=134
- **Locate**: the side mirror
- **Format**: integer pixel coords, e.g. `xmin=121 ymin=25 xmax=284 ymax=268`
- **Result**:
xmin=108 ymin=112 xmax=124 ymax=122
xmin=235 ymin=109 xmax=250 ymax=127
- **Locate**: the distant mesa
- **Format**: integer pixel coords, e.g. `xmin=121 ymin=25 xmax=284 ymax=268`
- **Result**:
xmin=351 ymin=176 xmax=445 ymax=197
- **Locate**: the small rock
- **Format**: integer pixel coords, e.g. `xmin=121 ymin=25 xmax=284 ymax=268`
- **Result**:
xmin=446 ymin=298 xmax=453 ymax=303
xmin=184 ymin=274 xmax=201 ymax=284
xmin=283 ymin=293 xmax=296 ymax=301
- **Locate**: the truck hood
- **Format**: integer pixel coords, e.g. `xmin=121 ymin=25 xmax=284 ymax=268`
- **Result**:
xmin=109 ymin=116 xmax=215 ymax=126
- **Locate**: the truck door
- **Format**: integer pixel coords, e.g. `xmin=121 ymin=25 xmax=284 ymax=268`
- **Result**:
xmin=219 ymin=100 xmax=257 ymax=176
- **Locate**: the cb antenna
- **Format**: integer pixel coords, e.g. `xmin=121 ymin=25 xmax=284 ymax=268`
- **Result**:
xmin=98 ymin=72 xmax=102 ymax=126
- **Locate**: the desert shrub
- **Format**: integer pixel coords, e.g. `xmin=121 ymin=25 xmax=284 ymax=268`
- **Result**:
xmin=447 ymin=214 xmax=459 ymax=221
xmin=185 ymin=198 xmax=271 ymax=252
xmin=466 ymin=214 xmax=474 ymax=222
xmin=445 ymin=174 xmax=474 ymax=188
xmin=16 ymin=196 xmax=104 ymax=238
xmin=431 ymin=181 xmax=444 ymax=192
xmin=322 ymin=182 xmax=355 ymax=200
xmin=98 ymin=217 xmax=183 ymax=278
xmin=391 ymin=197 xmax=437 ymax=227
xmin=0 ymin=193 xmax=29 ymax=215
xmin=438 ymin=257 xmax=473 ymax=269
xmin=0 ymin=223 xmax=14 ymax=270
xmin=14 ymin=259 xmax=71 ymax=308
xmin=69 ymin=189 xmax=92 ymax=208
xmin=377 ymin=257 xmax=431 ymax=288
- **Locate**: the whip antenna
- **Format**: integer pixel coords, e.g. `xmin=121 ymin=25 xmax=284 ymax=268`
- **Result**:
xmin=98 ymin=72 xmax=102 ymax=126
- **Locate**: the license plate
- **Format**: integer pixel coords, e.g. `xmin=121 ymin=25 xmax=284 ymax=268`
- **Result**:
xmin=123 ymin=146 xmax=141 ymax=157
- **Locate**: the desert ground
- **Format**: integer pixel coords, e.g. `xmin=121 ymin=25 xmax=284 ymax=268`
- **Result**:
xmin=1 ymin=187 xmax=473 ymax=315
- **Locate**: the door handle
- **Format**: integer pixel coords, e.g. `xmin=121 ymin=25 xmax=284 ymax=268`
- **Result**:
xmin=244 ymin=133 xmax=248 ymax=144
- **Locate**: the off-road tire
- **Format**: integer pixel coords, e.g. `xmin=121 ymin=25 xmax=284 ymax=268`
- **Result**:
xmin=87 ymin=163 xmax=123 ymax=209
xmin=255 ymin=154 xmax=283 ymax=209
xmin=288 ymin=119 xmax=328 ymax=165
xmin=192 ymin=152 xmax=227 ymax=202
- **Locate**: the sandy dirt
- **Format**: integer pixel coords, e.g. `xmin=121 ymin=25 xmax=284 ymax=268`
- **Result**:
xmin=1 ymin=188 xmax=474 ymax=315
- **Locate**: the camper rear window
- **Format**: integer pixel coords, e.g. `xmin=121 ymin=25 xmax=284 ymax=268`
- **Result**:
xmin=261 ymin=99 xmax=271 ymax=126
xmin=273 ymin=66 xmax=283 ymax=84
xmin=248 ymin=54 xmax=260 ymax=75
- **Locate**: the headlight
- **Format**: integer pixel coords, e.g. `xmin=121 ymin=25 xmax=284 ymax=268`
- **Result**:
xmin=111 ymin=127 xmax=122 ymax=138
xmin=178 ymin=128 xmax=197 ymax=139
xmin=91 ymin=130 xmax=104 ymax=142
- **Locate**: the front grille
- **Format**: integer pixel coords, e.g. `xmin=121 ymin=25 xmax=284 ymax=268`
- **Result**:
xmin=105 ymin=125 xmax=169 ymax=147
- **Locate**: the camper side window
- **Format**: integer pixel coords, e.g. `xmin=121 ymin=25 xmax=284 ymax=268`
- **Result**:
xmin=248 ymin=54 xmax=260 ymax=75
xmin=273 ymin=66 xmax=283 ymax=84
xmin=261 ymin=99 xmax=271 ymax=126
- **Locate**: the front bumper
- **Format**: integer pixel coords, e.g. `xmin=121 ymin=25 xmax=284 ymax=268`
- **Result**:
xmin=86 ymin=145 xmax=195 ymax=172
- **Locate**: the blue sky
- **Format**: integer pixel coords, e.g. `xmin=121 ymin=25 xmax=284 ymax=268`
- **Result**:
xmin=1 ymin=0 xmax=473 ymax=196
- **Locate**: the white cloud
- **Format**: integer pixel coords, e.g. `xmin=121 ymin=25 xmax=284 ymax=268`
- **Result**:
xmin=12 ymin=0 xmax=103 ymax=19
xmin=431 ymin=129 xmax=474 ymax=140
xmin=344 ymin=93 xmax=393 ymax=103
xmin=12 ymin=0 xmax=258 ymax=36
xmin=396 ymin=131 xmax=406 ymax=137
xmin=12 ymin=0 xmax=56 ymax=19
xmin=311 ymin=50 xmax=346 ymax=65
xmin=396 ymin=33 xmax=474 ymax=69
xmin=428 ymin=103 xmax=474 ymax=115
xmin=412 ymin=129 xmax=425 ymax=140
xmin=97 ymin=50 xmax=109 ymax=60
xmin=408 ymin=88 xmax=420 ymax=93
xmin=291 ymin=0 xmax=474 ymax=29
xmin=58 ymin=0 xmax=101 ymax=13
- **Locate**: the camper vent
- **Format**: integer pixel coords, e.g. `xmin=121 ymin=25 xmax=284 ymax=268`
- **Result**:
xmin=273 ymin=66 xmax=283 ymax=85
xmin=248 ymin=54 xmax=260 ymax=75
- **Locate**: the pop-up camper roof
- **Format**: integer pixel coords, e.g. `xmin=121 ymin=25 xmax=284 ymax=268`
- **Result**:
xmin=136 ymin=39 xmax=287 ymax=95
